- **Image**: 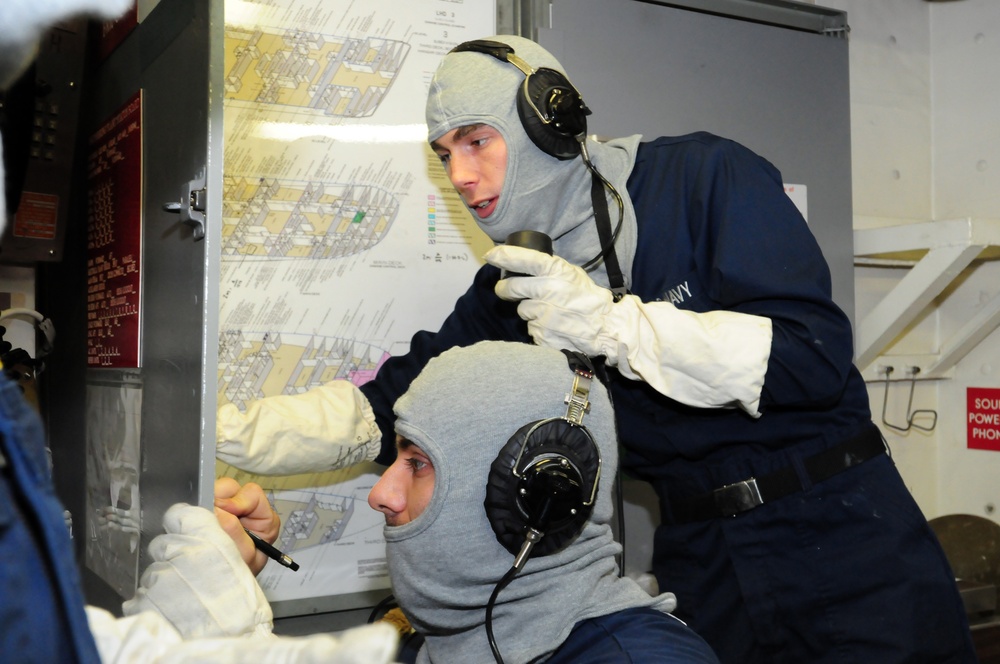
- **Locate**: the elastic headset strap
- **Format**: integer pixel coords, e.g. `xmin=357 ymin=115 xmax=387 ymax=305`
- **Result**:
xmin=504 ymin=52 xmax=534 ymax=78
xmin=589 ymin=172 xmax=626 ymax=297
xmin=450 ymin=39 xmax=535 ymax=77
xmin=562 ymin=349 xmax=611 ymax=385
xmin=561 ymin=349 xmax=594 ymax=375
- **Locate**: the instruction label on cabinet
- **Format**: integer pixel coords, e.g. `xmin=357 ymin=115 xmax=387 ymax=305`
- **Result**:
xmin=86 ymin=89 xmax=142 ymax=368
xmin=968 ymin=387 xmax=1000 ymax=451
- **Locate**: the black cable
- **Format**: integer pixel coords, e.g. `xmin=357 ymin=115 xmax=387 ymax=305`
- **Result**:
xmin=367 ymin=593 xmax=397 ymax=624
xmin=577 ymin=140 xmax=626 ymax=274
xmin=486 ymin=566 xmax=519 ymax=664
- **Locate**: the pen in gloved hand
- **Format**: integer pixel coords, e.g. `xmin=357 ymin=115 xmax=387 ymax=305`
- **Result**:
xmin=244 ymin=527 xmax=300 ymax=571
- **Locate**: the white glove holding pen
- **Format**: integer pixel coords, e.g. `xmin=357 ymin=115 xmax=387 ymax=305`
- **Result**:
xmin=88 ymin=606 xmax=398 ymax=664
xmin=487 ymin=244 xmax=772 ymax=416
xmin=216 ymin=381 xmax=381 ymax=475
xmin=99 ymin=503 xmax=398 ymax=662
xmin=122 ymin=503 xmax=273 ymax=640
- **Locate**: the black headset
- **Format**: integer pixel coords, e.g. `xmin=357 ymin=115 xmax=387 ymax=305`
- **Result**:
xmin=448 ymin=39 xmax=629 ymax=297
xmin=484 ymin=351 xmax=602 ymax=563
xmin=449 ymin=39 xmax=591 ymax=160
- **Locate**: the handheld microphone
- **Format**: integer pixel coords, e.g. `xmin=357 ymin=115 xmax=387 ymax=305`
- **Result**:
xmin=501 ymin=230 xmax=552 ymax=279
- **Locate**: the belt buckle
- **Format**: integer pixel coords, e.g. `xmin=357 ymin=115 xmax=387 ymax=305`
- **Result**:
xmin=714 ymin=478 xmax=763 ymax=517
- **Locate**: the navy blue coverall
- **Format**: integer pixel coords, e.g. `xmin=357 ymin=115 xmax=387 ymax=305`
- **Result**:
xmin=362 ymin=132 xmax=976 ymax=663
xmin=0 ymin=372 xmax=101 ymax=663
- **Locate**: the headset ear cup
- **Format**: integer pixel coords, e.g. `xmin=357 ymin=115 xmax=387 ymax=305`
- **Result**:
xmin=485 ymin=430 xmax=531 ymax=556
xmin=516 ymin=68 xmax=588 ymax=160
xmin=485 ymin=419 xmax=601 ymax=558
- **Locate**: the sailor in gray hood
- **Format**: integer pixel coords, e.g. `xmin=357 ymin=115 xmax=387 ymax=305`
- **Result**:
xmin=222 ymin=34 xmax=975 ymax=664
xmin=425 ymin=35 xmax=639 ymax=293
xmin=368 ymin=341 xmax=719 ymax=664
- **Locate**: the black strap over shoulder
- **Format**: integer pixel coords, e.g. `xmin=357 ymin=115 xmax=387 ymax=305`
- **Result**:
xmin=589 ymin=172 xmax=626 ymax=298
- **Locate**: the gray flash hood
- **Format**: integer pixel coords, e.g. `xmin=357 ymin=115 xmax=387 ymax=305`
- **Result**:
xmin=425 ymin=35 xmax=641 ymax=289
xmin=385 ymin=341 xmax=676 ymax=664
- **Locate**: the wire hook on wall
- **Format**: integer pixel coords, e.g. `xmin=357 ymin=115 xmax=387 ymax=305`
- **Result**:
xmin=879 ymin=366 xmax=938 ymax=432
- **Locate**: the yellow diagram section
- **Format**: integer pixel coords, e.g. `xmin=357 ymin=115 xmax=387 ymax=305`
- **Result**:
xmin=224 ymin=27 xmax=409 ymax=116
xmin=271 ymin=490 xmax=354 ymax=551
xmin=221 ymin=176 xmax=397 ymax=259
xmin=218 ymin=331 xmax=387 ymax=411
xmin=216 ymin=331 xmax=388 ymax=553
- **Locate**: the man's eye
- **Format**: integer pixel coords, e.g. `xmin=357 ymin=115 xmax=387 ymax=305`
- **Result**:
xmin=436 ymin=153 xmax=450 ymax=165
xmin=406 ymin=458 xmax=427 ymax=473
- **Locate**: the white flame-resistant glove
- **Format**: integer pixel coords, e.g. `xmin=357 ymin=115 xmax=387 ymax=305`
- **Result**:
xmin=87 ymin=605 xmax=398 ymax=664
xmin=122 ymin=503 xmax=273 ymax=639
xmin=216 ymin=381 xmax=381 ymax=475
xmin=487 ymin=245 xmax=772 ymax=415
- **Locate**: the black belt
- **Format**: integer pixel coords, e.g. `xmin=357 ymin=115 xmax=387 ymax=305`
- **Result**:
xmin=671 ymin=425 xmax=886 ymax=523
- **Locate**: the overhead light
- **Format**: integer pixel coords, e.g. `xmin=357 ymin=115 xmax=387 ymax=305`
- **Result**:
xmin=252 ymin=122 xmax=428 ymax=144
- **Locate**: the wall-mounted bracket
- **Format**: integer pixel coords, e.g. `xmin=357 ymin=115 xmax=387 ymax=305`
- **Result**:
xmin=854 ymin=217 xmax=1000 ymax=378
xmin=162 ymin=168 xmax=207 ymax=241
xmin=876 ymin=365 xmax=938 ymax=432
xmin=858 ymin=355 xmax=955 ymax=384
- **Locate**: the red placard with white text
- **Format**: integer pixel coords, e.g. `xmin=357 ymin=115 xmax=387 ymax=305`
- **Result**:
xmin=86 ymin=91 xmax=142 ymax=368
xmin=96 ymin=2 xmax=138 ymax=62
xmin=12 ymin=192 xmax=60 ymax=239
xmin=968 ymin=387 xmax=1000 ymax=451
